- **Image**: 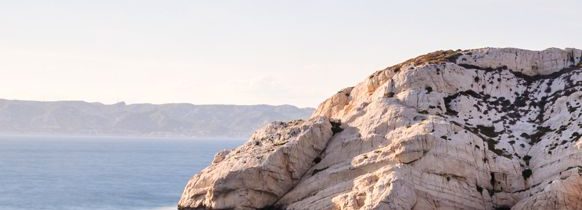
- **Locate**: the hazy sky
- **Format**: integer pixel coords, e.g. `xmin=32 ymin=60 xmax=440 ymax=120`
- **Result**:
xmin=1 ymin=0 xmax=580 ymax=107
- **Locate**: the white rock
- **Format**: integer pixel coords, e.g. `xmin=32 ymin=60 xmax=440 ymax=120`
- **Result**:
xmin=178 ymin=117 xmax=333 ymax=210
xmin=179 ymin=48 xmax=582 ymax=210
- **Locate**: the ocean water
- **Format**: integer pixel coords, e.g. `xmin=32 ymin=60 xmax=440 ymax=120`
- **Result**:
xmin=0 ymin=136 xmax=244 ymax=210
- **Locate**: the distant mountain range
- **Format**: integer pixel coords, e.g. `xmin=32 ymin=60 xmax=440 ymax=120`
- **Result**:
xmin=0 ymin=99 xmax=314 ymax=138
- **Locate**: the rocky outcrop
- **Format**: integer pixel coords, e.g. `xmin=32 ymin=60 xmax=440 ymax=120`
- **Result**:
xmin=178 ymin=117 xmax=334 ymax=209
xmin=179 ymin=48 xmax=582 ymax=210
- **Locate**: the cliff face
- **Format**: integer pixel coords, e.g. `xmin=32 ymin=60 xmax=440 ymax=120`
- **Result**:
xmin=178 ymin=48 xmax=582 ymax=210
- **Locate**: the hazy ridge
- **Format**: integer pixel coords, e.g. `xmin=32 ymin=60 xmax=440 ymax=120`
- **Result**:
xmin=0 ymin=99 xmax=314 ymax=138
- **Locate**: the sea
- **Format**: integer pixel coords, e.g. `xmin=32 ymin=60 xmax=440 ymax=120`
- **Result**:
xmin=0 ymin=135 xmax=244 ymax=210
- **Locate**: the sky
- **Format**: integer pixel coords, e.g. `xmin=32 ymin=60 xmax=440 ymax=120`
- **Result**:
xmin=0 ymin=0 xmax=580 ymax=108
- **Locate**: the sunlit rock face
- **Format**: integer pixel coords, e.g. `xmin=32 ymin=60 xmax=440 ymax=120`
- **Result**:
xmin=178 ymin=117 xmax=334 ymax=210
xmin=179 ymin=48 xmax=582 ymax=210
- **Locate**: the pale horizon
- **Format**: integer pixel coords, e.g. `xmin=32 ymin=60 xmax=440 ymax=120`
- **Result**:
xmin=1 ymin=0 xmax=580 ymax=107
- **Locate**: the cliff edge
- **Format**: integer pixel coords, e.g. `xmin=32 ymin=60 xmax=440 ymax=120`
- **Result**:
xmin=179 ymin=48 xmax=582 ymax=210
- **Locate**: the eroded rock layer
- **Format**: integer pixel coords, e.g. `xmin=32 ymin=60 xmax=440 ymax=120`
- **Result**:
xmin=179 ymin=48 xmax=582 ymax=210
xmin=178 ymin=117 xmax=334 ymax=210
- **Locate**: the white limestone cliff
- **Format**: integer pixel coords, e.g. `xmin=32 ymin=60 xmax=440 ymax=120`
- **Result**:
xmin=179 ymin=48 xmax=582 ymax=210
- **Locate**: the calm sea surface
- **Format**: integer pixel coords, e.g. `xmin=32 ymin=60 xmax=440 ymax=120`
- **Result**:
xmin=0 ymin=136 xmax=244 ymax=210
